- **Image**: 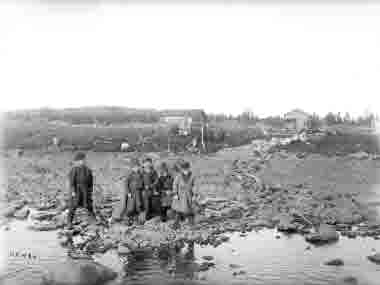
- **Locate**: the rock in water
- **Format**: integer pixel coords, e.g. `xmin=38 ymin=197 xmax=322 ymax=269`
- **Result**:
xmin=202 ymin=255 xmax=214 ymax=261
xmin=341 ymin=276 xmax=359 ymax=285
xmin=42 ymin=260 xmax=117 ymax=285
xmin=367 ymin=253 xmax=380 ymax=264
xmin=305 ymin=224 xmax=339 ymax=244
xmin=14 ymin=207 xmax=30 ymax=220
xmin=324 ymin=258 xmax=344 ymax=266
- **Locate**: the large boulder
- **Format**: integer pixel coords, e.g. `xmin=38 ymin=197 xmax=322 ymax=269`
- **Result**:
xmin=42 ymin=260 xmax=117 ymax=285
xmin=305 ymin=224 xmax=339 ymax=244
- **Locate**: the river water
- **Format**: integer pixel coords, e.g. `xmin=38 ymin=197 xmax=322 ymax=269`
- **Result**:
xmin=1 ymin=220 xmax=380 ymax=285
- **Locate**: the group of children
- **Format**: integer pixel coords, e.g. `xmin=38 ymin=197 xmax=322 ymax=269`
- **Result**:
xmin=66 ymin=152 xmax=196 ymax=229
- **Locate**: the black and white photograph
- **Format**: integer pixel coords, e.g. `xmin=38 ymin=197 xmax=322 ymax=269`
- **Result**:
xmin=1 ymin=1 xmax=380 ymax=285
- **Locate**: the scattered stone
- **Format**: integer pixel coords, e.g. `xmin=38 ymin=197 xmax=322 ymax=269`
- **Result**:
xmin=43 ymin=260 xmax=117 ymax=285
xmin=28 ymin=221 xmax=61 ymax=231
xmin=305 ymin=224 xmax=339 ymax=244
xmin=30 ymin=210 xmax=57 ymax=221
xmin=324 ymin=258 xmax=344 ymax=266
xmin=248 ymin=219 xmax=274 ymax=228
xmin=305 ymin=246 xmax=311 ymax=250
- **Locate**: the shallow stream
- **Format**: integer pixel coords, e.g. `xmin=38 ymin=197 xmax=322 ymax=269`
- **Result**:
xmin=2 ymin=220 xmax=380 ymax=285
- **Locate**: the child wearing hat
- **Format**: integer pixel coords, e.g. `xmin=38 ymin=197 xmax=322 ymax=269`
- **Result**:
xmin=67 ymin=152 xmax=95 ymax=229
xmin=111 ymin=157 xmax=143 ymax=225
xmin=156 ymin=162 xmax=174 ymax=222
xmin=171 ymin=160 xmax=196 ymax=228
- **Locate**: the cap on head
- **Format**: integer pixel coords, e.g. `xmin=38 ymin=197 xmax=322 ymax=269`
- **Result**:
xmin=173 ymin=158 xmax=185 ymax=171
xmin=130 ymin=158 xmax=141 ymax=167
xmin=143 ymin=157 xmax=153 ymax=164
xmin=74 ymin=152 xmax=86 ymax=161
xmin=159 ymin=162 xmax=169 ymax=172
xmin=180 ymin=161 xmax=191 ymax=170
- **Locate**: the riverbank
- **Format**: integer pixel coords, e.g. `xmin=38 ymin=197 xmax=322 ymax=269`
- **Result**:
xmin=3 ymin=132 xmax=380 ymax=284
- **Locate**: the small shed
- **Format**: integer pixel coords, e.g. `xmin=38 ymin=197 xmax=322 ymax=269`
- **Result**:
xmin=160 ymin=109 xmax=207 ymax=135
xmin=284 ymin=109 xmax=311 ymax=132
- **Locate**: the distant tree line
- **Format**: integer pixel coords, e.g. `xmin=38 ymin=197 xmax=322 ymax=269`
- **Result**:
xmin=6 ymin=107 xmax=378 ymax=129
xmin=208 ymin=110 xmax=379 ymax=129
xmin=6 ymin=107 xmax=161 ymax=125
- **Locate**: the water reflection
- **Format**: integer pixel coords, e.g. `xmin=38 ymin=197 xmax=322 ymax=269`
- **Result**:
xmin=123 ymin=242 xmax=199 ymax=282
xmin=3 ymin=221 xmax=380 ymax=285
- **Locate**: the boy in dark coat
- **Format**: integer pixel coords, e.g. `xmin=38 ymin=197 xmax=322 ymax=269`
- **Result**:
xmin=156 ymin=162 xmax=174 ymax=222
xmin=67 ymin=152 xmax=95 ymax=229
xmin=110 ymin=158 xmax=143 ymax=225
xmin=141 ymin=157 xmax=159 ymax=219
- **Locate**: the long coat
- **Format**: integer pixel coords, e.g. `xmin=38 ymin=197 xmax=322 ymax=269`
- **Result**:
xmin=171 ymin=172 xmax=195 ymax=215
xmin=141 ymin=169 xmax=159 ymax=213
xmin=113 ymin=170 xmax=144 ymax=219
xmin=68 ymin=165 xmax=94 ymax=211
xmin=157 ymin=174 xmax=174 ymax=207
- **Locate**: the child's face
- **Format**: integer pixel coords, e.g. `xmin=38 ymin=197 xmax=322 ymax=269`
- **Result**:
xmin=143 ymin=162 xmax=151 ymax=172
xmin=182 ymin=169 xmax=190 ymax=175
xmin=76 ymin=159 xmax=85 ymax=166
xmin=161 ymin=169 xmax=168 ymax=176
xmin=132 ymin=165 xmax=140 ymax=172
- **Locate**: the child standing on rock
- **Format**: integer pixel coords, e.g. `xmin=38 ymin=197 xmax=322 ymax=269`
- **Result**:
xmin=172 ymin=161 xmax=196 ymax=228
xmin=156 ymin=162 xmax=174 ymax=222
xmin=67 ymin=152 xmax=95 ymax=229
xmin=110 ymin=158 xmax=143 ymax=225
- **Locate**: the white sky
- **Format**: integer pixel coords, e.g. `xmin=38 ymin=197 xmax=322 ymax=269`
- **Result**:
xmin=1 ymin=2 xmax=380 ymax=117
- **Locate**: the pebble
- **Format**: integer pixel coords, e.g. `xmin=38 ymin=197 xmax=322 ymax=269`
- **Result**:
xmin=202 ymin=255 xmax=214 ymax=261
xmin=229 ymin=264 xmax=242 ymax=269
xmin=367 ymin=253 xmax=380 ymax=264
xmin=324 ymin=258 xmax=344 ymax=266
xmin=233 ymin=270 xmax=247 ymax=276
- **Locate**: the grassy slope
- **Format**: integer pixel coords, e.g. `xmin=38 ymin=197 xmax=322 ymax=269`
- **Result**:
xmin=3 ymin=118 xmax=265 ymax=152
